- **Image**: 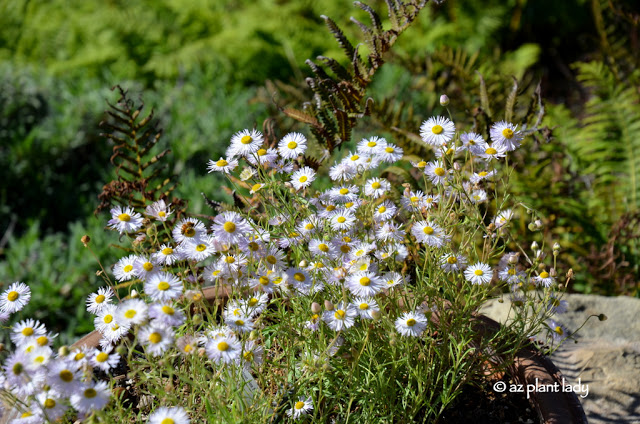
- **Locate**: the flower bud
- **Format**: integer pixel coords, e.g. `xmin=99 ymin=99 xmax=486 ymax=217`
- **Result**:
xmin=508 ymin=253 xmax=519 ymax=264
xmin=453 ymin=162 xmax=461 ymax=171
xmin=130 ymin=289 xmax=139 ymax=298
xmin=116 ymin=345 xmax=128 ymax=356
xmin=192 ymin=314 xmax=203 ymax=326
xmin=531 ymin=241 xmax=539 ymax=251
xmin=58 ymin=346 xmax=70 ymax=357
xmin=146 ymin=225 xmax=157 ymax=237
xmin=324 ymin=300 xmax=334 ymax=311
xmin=370 ymin=309 xmax=382 ymax=320
xmin=535 ymin=219 xmax=543 ymax=229
xmin=249 ymin=330 xmax=259 ymax=341
xmin=299 ymin=260 xmax=308 ymax=268
xmin=81 ymin=235 xmax=91 ymax=247
xmin=528 ymin=223 xmax=537 ymax=231
xmin=598 ymin=313 xmax=608 ymax=321
xmin=535 ymin=250 xmax=545 ymax=261
xmin=439 ymin=94 xmax=450 ymax=106
xmin=549 ymin=268 xmax=557 ymax=277
xmin=311 ymin=302 xmax=322 ymax=314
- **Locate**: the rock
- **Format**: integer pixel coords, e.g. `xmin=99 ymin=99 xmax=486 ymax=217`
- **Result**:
xmin=482 ymin=293 xmax=640 ymax=424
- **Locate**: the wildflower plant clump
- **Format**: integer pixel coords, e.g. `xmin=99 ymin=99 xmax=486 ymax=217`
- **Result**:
xmin=0 ymin=111 xmax=572 ymax=422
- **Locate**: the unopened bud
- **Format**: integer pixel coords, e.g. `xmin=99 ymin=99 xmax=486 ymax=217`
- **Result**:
xmin=439 ymin=94 xmax=450 ymax=106
xmin=528 ymin=223 xmax=537 ymax=231
xmin=58 ymin=346 xmax=70 ymax=357
xmin=508 ymin=253 xmax=519 ymax=265
xmin=116 ymin=345 xmax=128 ymax=356
xmin=299 ymin=260 xmax=308 ymax=268
xmin=146 ymin=226 xmax=157 ymax=238
xmin=535 ymin=219 xmax=543 ymax=229
xmin=311 ymin=302 xmax=322 ymax=314
xmin=192 ymin=314 xmax=203 ymax=326
xmin=81 ymin=235 xmax=91 ymax=247
xmin=198 ymin=347 xmax=206 ymax=357
xmin=130 ymin=289 xmax=139 ymax=299
xmin=553 ymin=242 xmax=561 ymax=251
xmin=549 ymin=268 xmax=557 ymax=277
xmin=531 ymin=241 xmax=539 ymax=251
xmin=370 ymin=309 xmax=382 ymax=320
xmin=453 ymin=162 xmax=461 ymax=171
xmin=598 ymin=313 xmax=608 ymax=321
xmin=249 ymin=330 xmax=258 ymax=341
xmin=535 ymin=250 xmax=545 ymax=261
xmin=324 ymin=300 xmax=334 ymax=311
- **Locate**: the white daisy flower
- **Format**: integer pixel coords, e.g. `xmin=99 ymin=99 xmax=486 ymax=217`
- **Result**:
xmin=329 ymin=185 xmax=359 ymax=203
xmin=86 ymin=287 xmax=115 ymax=315
xmin=211 ymin=211 xmax=251 ymax=245
xmin=144 ymin=199 xmax=173 ymax=221
xmin=4 ymin=351 xmax=44 ymax=396
xmin=107 ymin=206 xmax=143 ymax=234
xmin=322 ymin=302 xmax=357 ymax=331
xmin=460 ymin=131 xmax=485 ymax=149
xmin=225 ymin=314 xmax=254 ymax=333
xmin=363 ymin=177 xmax=390 ymax=199
xmin=411 ymin=221 xmax=449 ymax=248
xmin=308 ymin=239 xmax=336 ymax=258
xmin=70 ymin=380 xmax=111 ymax=415
xmin=377 ymin=143 xmax=403 ymax=162
xmin=261 ymin=247 xmax=286 ymax=270
xmin=351 ymin=297 xmax=379 ymax=319
xmin=90 ymin=347 xmax=121 ymax=372
xmin=172 ymin=218 xmax=207 ymax=245
xmin=470 ymin=141 xmax=507 ymax=161
xmin=498 ymin=266 xmax=525 ymax=285
xmin=132 ymin=255 xmax=159 ymax=281
xmin=287 ymin=396 xmax=314 ymax=420
xmin=148 ymin=406 xmax=191 ymax=424
xmin=329 ymin=210 xmax=356 ymax=231
xmin=144 ymin=272 xmax=183 ymax=302
xmin=139 ymin=324 xmax=174 ymax=356
xmin=470 ymin=189 xmax=488 ymax=204
xmin=149 ymin=302 xmax=186 ymax=327
xmin=470 ymin=170 xmax=497 ymax=184
xmin=547 ymin=294 xmax=569 ymax=314
xmin=401 ymin=190 xmax=426 ymax=210
xmin=373 ymin=200 xmax=396 ymax=222
xmin=546 ymin=319 xmax=569 ymax=344
xmin=113 ymin=255 xmax=137 ymax=282
xmin=382 ymin=271 xmax=405 ymax=288
xmin=176 ymin=335 xmax=198 ymax=355
xmin=533 ymin=270 xmax=556 ymax=288
xmin=346 ymin=271 xmax=384 ymax=297
xmin=291 ymin=166 xmax=316 ymax=191
xmin=47 ymin=359 xmax=82 ymax=394
xmin=241 ymin=340 xmax=264 ymax=369
xmin=464 ymin=262 xmax=493 ymax=285
xmin=1 ymin=281 xmax=31 ymax=314
xmin=278 ymin=132 xmax=307 ymax=159
xmin=395 ymin=311 xmax=428 ymax=337
xmin=440 ymin=254 xmax=467 ymax=272
xmin=117 ymin=298 xmax=148 ymax=327
xmin=153 ymin=244 xmax=179 ymax=266
xmin=424 ymin=160 xmax=449 ymax=185
xmin=329 ymin=161 xmax=358 ymax=181
xmin=204 ymin=335 xmax=241 ymax=364
xmin=435 ymin=144 xmax=464 ymax=160
xmin=36 ymin=391 xmax=68 ymax=421
xmin=357 ymin=136 xmax=387 ymax=155
xmin=493 ymin=209 xmax=514 ymax=228
xmin=178 ymin=237 xmax=216 ymax=262
xmin=420 ymin=116 xmax=456 ymax=147
xmin=247 ymin=147 xmax=279 ymax=167
xmin=490 ymin=121 xmax=523 ymax=151
xmin=342 ymin=151 xmax=367 ymax=168
xmin=227 ymin=129 xmax=263 ymax=158
xmin=375 ymin=221 xmax=405 ymax=242
xmin=273 ymin=159 xmax=295 ymax=174
xmin=11 ymin=319 xmax=47 ymax=347
xmin=26 ymin=346 xmax=53 ymax=369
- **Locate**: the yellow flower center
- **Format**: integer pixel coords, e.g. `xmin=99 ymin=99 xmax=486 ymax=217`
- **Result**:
xmin=157 ymin=281 xmax=170 ymax=291
xmin=410 ymin=196 xmax=419 ymax=203
xmin=184 ymin=228 xmax=196 ymax=237
xmin=266 ymin=255 xmax=277 ymax=264
xmin=417 ymin=161 xmax=427 ymax=168
xmin=554 ymin=326 xmax=564 ymax=335
xmin=339 ymin=188 xmax=349 ymax=195
xmin=367 ymin=141 xmax=377 ymax=147
xmin=508 ymin=269 xmax=516 ymax=275
xmin=478 ymin=171 xmax=488 ymax=177
xmin=295 ymin=401 xmax=305 ymax=410
xmin=235 ymin=320 xmax=245 ymax=326
xmin=183 ymin=344 xmax=194 ymax=353
xmin=334 ymin=310 xmax=346 ymax=320
xmin=43 ymin=399 xmax=56 ymax=409
xmin=21 ymin=327 xmax=34 ymax=336
xmin=434 ymin=167 xmax=445 ymax=177
xmin=196 ymin=244 xmax=207 ymax=252
xmin=359 ymin=277 xmax=371 ymax=286
xmin=385 ymin=147 xmax=394 ymax=153
xmin=162 ymin=247 xmax=173 ymax=255
xmin=299 ymin=176 xmax=308 ymax=183
xmin=340 ymin=245 xmax=350 ymax=253
xmin=95 ymin=294 xmax=106 ymax=304
xmin=241 ymin=135 xmax=253 ymax=144
xmin=59 ymin=369 xmax=74 ymax=382
xmin=293 ymin=273 xmax=306 ymax=282
xmin=143 ymin=262 xmax=154 ymax=272
xmin=502 ymin=128 xmax=514 ymax=139
xmin=149 ymin=332 xmax=162 ymax=344
xmin=84 ymin=388 xmax=97 ymax=399
xmin=161 ymin=305 xmax=175 ymax=315
xmin=474 ymin=269 xmax=484 ymax=276
xmin=251 ymin=183 xmax=262 ymax=192
xmin=225 ymin=256 xmax=235 ymax=264
xmin=96 ymin=352 xmax=109 ymax=363
xmin=74 ymin=352 xmax=85 ymax=361
xmin=7 ymin=291 xmax=19 ymax=302
xmin=326 ymin=205 xmax=336 ymax=212
xmin=218 ymin=341 xmax=229 ymax=351
xmin=447 ymin=256 xmax=457 ymax=264
xmin=359 ymin=303 xmax=369 ymax=310
xmin=318 ymin=243 xmax=329 ymax=252
xmin=257 ymin=148 xmax=267 ymax=156
xmin=36 ymin=336 xmax=48 ymax=346
xmin=540 ymin=271 xmax=549 ymax=279
xmin=161 ymin=419 xmax=175 ymax=424
xmin=216 ymin=159 xmax=228 ymax=167
xmin=423 ymin=226 xmax=434 ymax=235
xmin=485 ymin=147 xmax=498 ymax=155
xmin=371 ymin=182 xmax=381 ymax=189
xmin=118 ymin=213 xmax=131 ymax=222
xmin=122 ymin=264 xmax=133 ymax=273
xmin=350 ymin=155 xmax=360 ymax=161
xmin=13 ymin=362 xmax=23 ymax=375
xmin=337 ymin=217 xmax=346 ymax=223
xmin=378 ymin=206 xmax=387 ymax=213
xmin=124 ymin=310 xmax=136 ymax=319
xmin=158 ymin=211 xmax=166 ymax=217
xmin=223 ymin=221 xmax=236 ymax=233
xmin=259 ymin=276 xmax=270 ymax=286
xmin=431 ymin=125 xmax=443 ymax=134
xmin=287 ymin=141 xmax=298 ymax=149
xmin=406 ymin=318 xmax=417 ymax=327
xmin=104 ymin=315 xmax=113 ymax=324
xmin=248 ymin=297 xmax=258 ymax=307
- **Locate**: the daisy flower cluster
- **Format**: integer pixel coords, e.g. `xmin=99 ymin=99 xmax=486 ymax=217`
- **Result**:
xmin=0 ymin=118 xmax=570 ymax=422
